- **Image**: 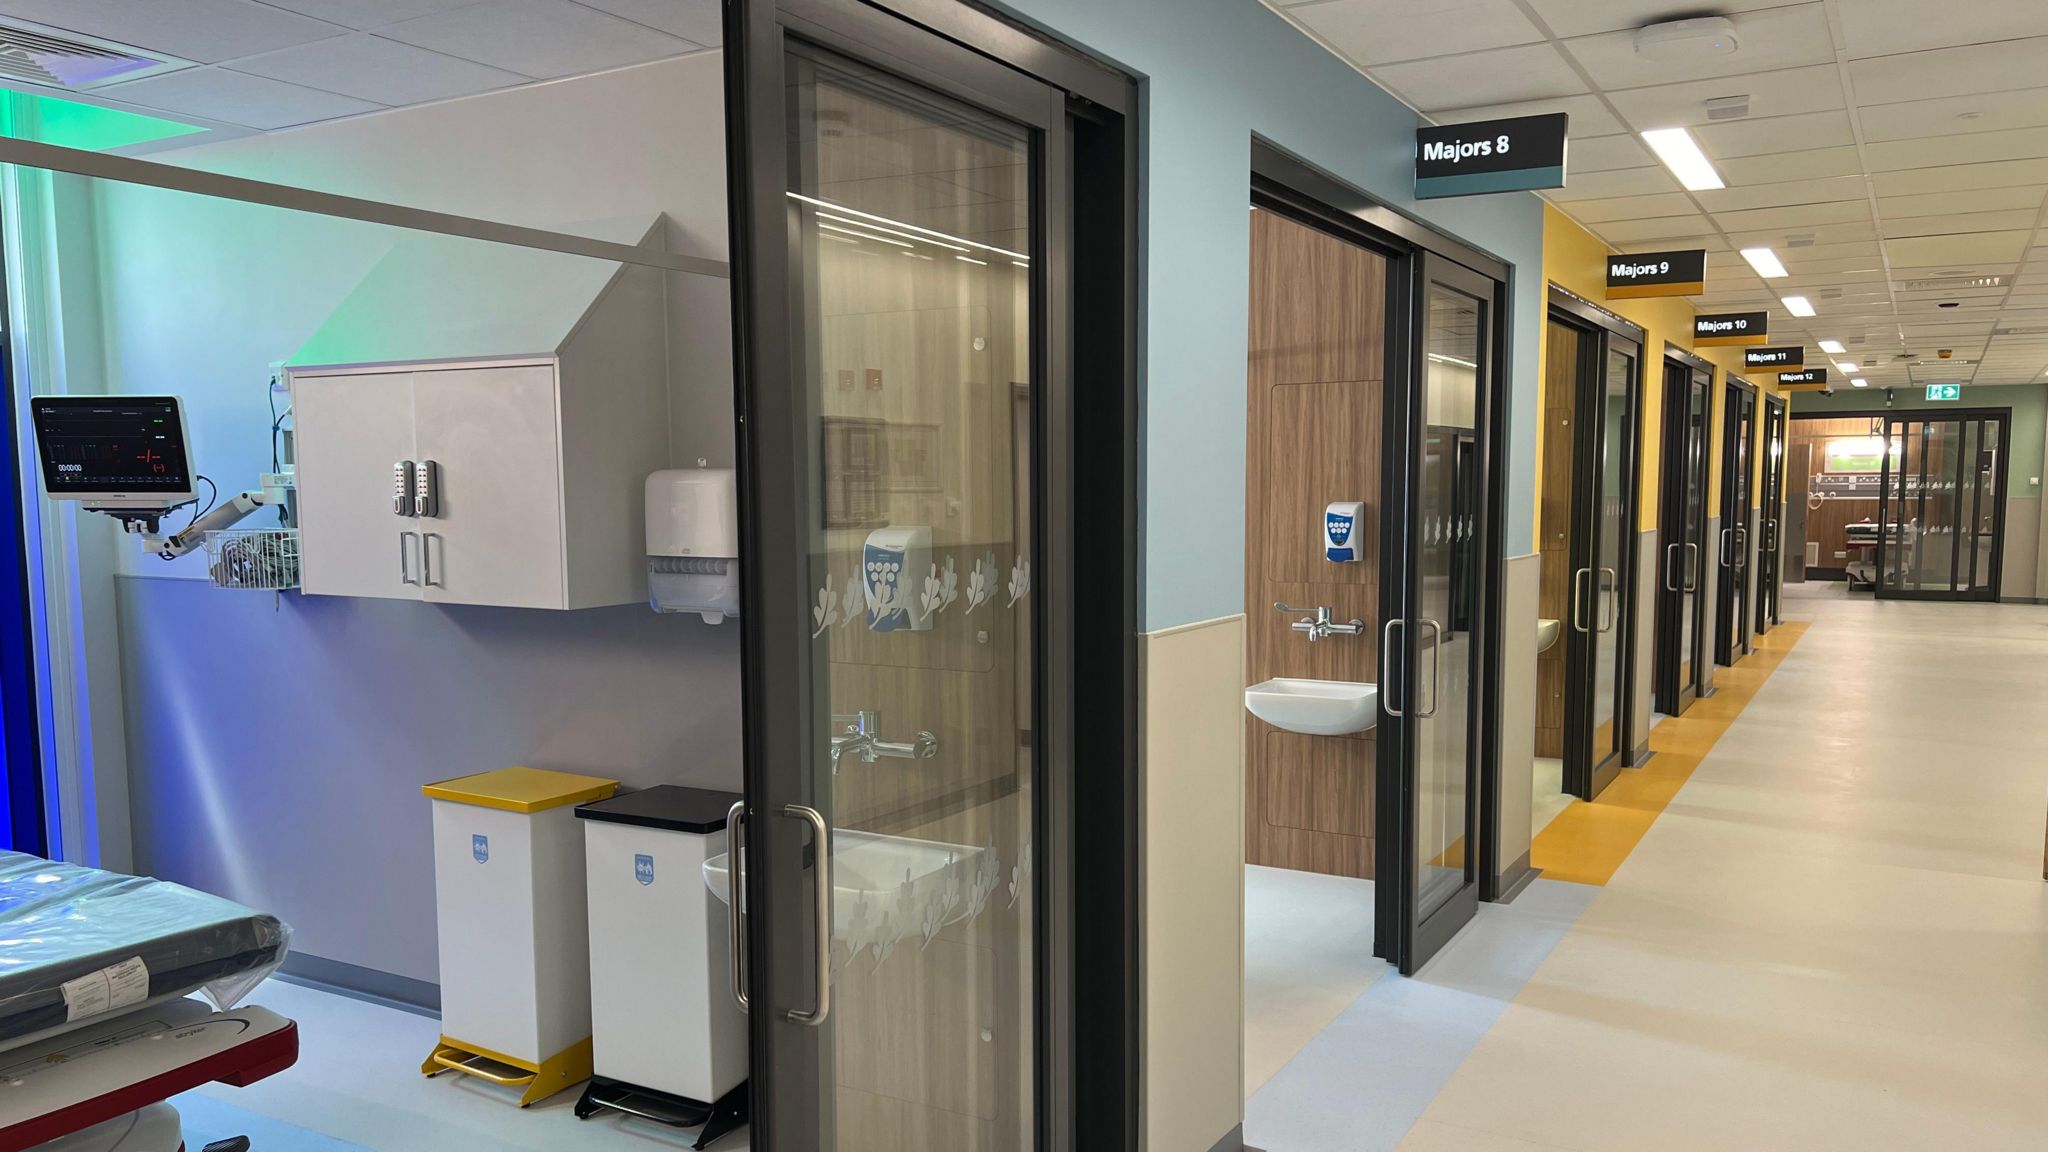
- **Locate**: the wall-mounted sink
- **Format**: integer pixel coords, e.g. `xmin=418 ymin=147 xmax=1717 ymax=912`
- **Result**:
xmin=1536 ymin=618 xmax=1561 ymax=654
xmin=1244 ymin=678 xmax=1379 ymax=736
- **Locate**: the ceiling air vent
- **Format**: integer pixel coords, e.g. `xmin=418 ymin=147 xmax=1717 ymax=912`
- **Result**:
xmin=1703 ymin=95 xmax=1750 ymax=120
xmin=0 ymin=21 xmax=187 ymax=90
xmin=1992 ymin=323 xmax=2048 ymax=336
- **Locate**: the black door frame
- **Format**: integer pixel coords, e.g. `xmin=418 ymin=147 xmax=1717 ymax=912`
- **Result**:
xmin=1755 ymin=395 xmax=1787 ymax=634
xmin=1248 ymin=141 xmax=1511 ymax=971
xmin=724 ymin=1 xmax=1138 ymax=1146
xmin=1546 ymin=286 xmax=1642 ymax=802
xmin=1716 ymin=376 xmax=1758 ymax=665
xmin=1876 ymin=406 xmax=2012 ymax=602
xmin=1654 ymin=346 xmax=1713 ymax=716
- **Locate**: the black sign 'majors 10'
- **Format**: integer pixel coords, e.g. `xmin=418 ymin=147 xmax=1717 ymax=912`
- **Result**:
xmin=1694 ymin=311 xmax=1769 ymax=347
xmin=1415 ymin=112 xmax=1568 ymax=199
xmin=1605 ymin=249 xmax=1705 ymax=299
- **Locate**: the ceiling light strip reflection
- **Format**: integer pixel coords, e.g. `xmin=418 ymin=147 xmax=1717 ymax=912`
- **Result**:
xmin=816 ymin=211 xmax=967 ymax=252
xmin=789 ymin=192 xmax=1030 ymax=262
xmin=817 ymin=221 xmax=912 ymax=248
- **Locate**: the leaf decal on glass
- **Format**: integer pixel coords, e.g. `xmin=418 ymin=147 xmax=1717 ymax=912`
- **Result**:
xmin=1006 ymin=554 xmax=1031 ymax=607
xmin=811 ymin=582 xmax=839 ymax=638
xmin=940 ymin=556 xmax=960 ymax=612
xmin=919 ymin=563 xmax=946 ymax=618
xmin=1007 ymin=842 xmax=1032 ymax=909
xmin=840 ymin=574 xmax=862 ymax=629
xmin=966 ymin=846 xmax=999 ymax=920
xmin=965 ymin=552 xmax=996 ymax=614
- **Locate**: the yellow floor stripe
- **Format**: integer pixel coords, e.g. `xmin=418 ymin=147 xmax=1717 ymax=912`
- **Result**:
xmin=1530 ymin=620 xmax=1809 ymax=885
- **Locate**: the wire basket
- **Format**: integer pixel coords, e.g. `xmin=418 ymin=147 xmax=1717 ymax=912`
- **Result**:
xmin=203 ymin=528 xmax=301 ymax=591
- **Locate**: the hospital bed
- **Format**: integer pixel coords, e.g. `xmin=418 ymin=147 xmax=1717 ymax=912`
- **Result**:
xmin=0 ymin=852 xmax=298 ymax=1152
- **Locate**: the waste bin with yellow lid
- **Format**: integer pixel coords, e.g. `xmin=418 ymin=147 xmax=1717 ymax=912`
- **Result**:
xmin=420 ymin=766 xmax=618 ymax=1107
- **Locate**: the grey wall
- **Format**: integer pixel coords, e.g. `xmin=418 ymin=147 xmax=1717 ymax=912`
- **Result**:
xmin=1632 ymin=531 xmax=1657 ymax=752
xmin=1499 ymin=554 xmax=1538 ymax=879
xmin=117 ymin=576 xmax=742 ymax=984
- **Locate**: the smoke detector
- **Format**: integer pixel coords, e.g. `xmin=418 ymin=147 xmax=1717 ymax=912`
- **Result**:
xmin=0 ymin=19 xmax=188 ymax=90
xmin=1635 ymin=17 xmax=1740 ymax=61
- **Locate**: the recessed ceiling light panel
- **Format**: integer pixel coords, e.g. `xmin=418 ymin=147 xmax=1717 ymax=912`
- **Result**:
xmin=1740 ymin=247 xmax=1788 ymax=278
xmin=1818 ymin=340 xmax=1846 ymax=354
xmin=1641 ymin=127 xmax=1726 ymax=191
xmin=1782 ymin=295 xmax=1816 ymax=317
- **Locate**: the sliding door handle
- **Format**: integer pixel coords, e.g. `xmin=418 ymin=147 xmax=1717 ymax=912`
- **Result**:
xmin=725 ymin=802 xmax=748 ymax=1012
xmin=783 ymin=803 xmax=832 ymax=1027
xmin=1598 ymin=568 xmax=1618 ymax=633
xmin=1664 ymin=543 xmax=1682 ymax=593
xmin=1682 ymin=542 xmax=1699 ymax=593
xmin=1415 ymin=618 xmax=1443 ymax=719
xmin=1381 ymin=619 xmax=1405 ymax=718
xmin=1719 ymin=527 xmax=1733 ymax=567
xmin=1571 ymin=567 xmax=1592 ymax=634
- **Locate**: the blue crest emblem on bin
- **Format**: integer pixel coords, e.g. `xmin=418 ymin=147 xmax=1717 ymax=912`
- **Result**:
xmin=472 ymin=834 xmax=489 ymax=864
xmin=635 ymin=854 xmax=655 ymax=886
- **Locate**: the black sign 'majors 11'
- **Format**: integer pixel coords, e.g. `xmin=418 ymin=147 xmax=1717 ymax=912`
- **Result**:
xmin=1694 ymin=311 xmax=1769 ymax=347
xmin=1605 ymin=249 xmax=1705 ymax=298
xmin=1744 ymin=346 xmax=1804 ymax=369
xmin=1415 ymin=112 xmax=1568 ymax=199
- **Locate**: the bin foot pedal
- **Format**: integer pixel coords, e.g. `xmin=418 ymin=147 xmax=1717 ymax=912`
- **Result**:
xmin=574 ymin=1076 xmax=748 ymax=1149
xmin=420 ymin=1035 xmax=592 ymax=1108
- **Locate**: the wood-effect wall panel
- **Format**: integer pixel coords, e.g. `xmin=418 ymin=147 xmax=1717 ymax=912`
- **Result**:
xmin=1536 ymin=320 xmax=1580 ymax=760
xmin=1245 ymin=208 xmax=1386 ymax=879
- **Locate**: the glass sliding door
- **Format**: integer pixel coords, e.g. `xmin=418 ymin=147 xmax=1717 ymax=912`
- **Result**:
xmin=1716 ymin=382 xmax=1757 ymax=665
xmin=1385 ymin=252 xmax=1498 ymax=974
xmin=1654 ymin=354 xmax=1712 ymax=715
xmin=1755 ymin=397 xmax=1787 ymax=633
xmin=726 ymin=2 xmax=1081 ymax=1145
xmin=1877 ymin=410 xmax=2009 ymax=601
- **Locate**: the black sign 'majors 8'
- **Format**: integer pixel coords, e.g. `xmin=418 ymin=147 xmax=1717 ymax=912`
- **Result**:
xmin=1415 ymin=112 xmax=1568 ymax=199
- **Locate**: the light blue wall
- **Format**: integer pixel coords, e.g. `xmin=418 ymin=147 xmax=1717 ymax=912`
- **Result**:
xmin=1004 ymin=0 xmax=1546 ymax=629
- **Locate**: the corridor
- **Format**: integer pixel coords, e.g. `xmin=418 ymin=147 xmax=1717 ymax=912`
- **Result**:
xmin=1252 ymin=591 xmax=2048 ymax=1152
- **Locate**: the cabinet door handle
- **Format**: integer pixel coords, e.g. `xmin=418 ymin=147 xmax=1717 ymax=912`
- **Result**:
xmin=783 ymin=804 xmax=832 ymax=1027
xmin=422 ymin=532 xmax=442 ymax=588
xmin=399 ymin=531 xmax=418 ymax=585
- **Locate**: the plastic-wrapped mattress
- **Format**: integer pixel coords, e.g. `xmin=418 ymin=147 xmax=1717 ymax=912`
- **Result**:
xmin=0 ymin=852 xmax=289 ymax=1045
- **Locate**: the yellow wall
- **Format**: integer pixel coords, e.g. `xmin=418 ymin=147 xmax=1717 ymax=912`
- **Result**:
xmin=1536 ymin=203 xmax=1784 ymax=541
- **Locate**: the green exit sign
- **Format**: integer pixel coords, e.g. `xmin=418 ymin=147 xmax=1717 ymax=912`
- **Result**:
xmin=1925 ymin=384 xmax=1962 ymax=401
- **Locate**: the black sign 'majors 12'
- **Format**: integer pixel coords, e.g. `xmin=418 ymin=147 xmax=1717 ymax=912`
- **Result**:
xmin=1415 ymin=112 xmax=1568 ymax=199
xmin=1605 ymin=249 xmax=1705 ymax=299
xmin=1777 ymin=368 xmax=1828 ymax=388
xmin=1694 ymin=311 xmax=1769 ymax=347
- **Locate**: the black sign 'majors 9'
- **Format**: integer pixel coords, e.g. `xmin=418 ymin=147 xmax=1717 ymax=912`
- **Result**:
xmin=1605 ymin=249 xmax=1705 ymax=298
xmin=1415 ymin=113 xmax=1568 ymax=199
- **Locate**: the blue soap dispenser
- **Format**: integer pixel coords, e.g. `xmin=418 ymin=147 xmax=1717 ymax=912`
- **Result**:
xmin=1325 ymin=501 xmax=1364 ymax=563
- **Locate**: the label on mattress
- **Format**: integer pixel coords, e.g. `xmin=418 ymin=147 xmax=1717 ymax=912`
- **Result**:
xmin=59 ymin=955 xmax=150 ymax=1022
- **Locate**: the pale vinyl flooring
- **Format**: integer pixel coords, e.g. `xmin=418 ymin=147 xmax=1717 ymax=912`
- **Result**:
xmin=1400 ymin=588 xmax=2048 ymax=1151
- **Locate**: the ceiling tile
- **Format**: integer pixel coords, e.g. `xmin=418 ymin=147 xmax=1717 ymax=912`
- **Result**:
xmin=1694 ymin=111 xmax=1855 ymax=159
xmin=1877 ymin=186 xmax=2047 ymax=218
xmin=381 ymin=0 xmax=693 ymax=79
xmin=1560 ymin=191 xmax=1698 ymax=224
xmin=1885 ymin=231 xmax=2034 ymax=267
xmin=1606 ymin=65 xmax=1845 ymax=133
xmin=253 ymin=0 xmax=472 ymax=30
xmin=1874 ymin=158 xmax=2048 ymax=198
xmin=1849 ymin=37 xmax=2048 ymax=106
xmin=1593 ymin=214 xmax=1717 ymax=244
xmin=1563 ymin=133 xmax=1654 ymax=172
xmin=1562 ymin=5 xmax=1835 ymax=90
xmin=96 ymin=65 xmax=380 ymax=129
xmin=572 ymin=0 xmax=721 ymax=46
xmin=1547 ymin=165 xmax=1680 ymax=202
xmin=1521 ymin=0 xmax=1795 ymax=41
xmin=1711 ymin=199 xmax=1872 ymax=233
xmin=229 ymin=32 xmax=526 ymax=104
xmin=1726 ymin=220 xmax=1878 ymax=248
xmin=1369 ymin=42 xmax=1584 ymax=109
xmin=1863 ymin=126 xmax=2048 ymax=173
xmin=1293 ymin=0 xmax=1543 ymax=67
xmin=0 ymin=0 xmax=347 ymax=63
xmin=1693 ymin=176 xmax=1867 ymax=213
xmin=1432 ymin=94 xmax=1625 ymax=138
xmin=1717 ymin=146 xmax=1864 ymax=185
xmin=1858 ymin=88 xmax=2048 ymax=143
xmin=1882 ymin=211 xmax=2044 ymax=240
xmin=1840 ymin=3 xmax=2048 ymax=61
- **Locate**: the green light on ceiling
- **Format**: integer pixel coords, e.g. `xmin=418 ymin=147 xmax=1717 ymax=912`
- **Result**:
xmin=0 ymin=90 xmax=204 ymax=152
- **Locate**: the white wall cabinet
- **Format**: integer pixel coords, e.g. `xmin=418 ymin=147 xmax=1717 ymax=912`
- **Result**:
xmin=292 ymin=354 xmax=666 ymax=610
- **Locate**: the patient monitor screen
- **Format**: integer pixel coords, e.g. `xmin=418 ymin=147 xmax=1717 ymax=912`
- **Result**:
xmin=31 ymin=396 xmax=194 ymax=500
